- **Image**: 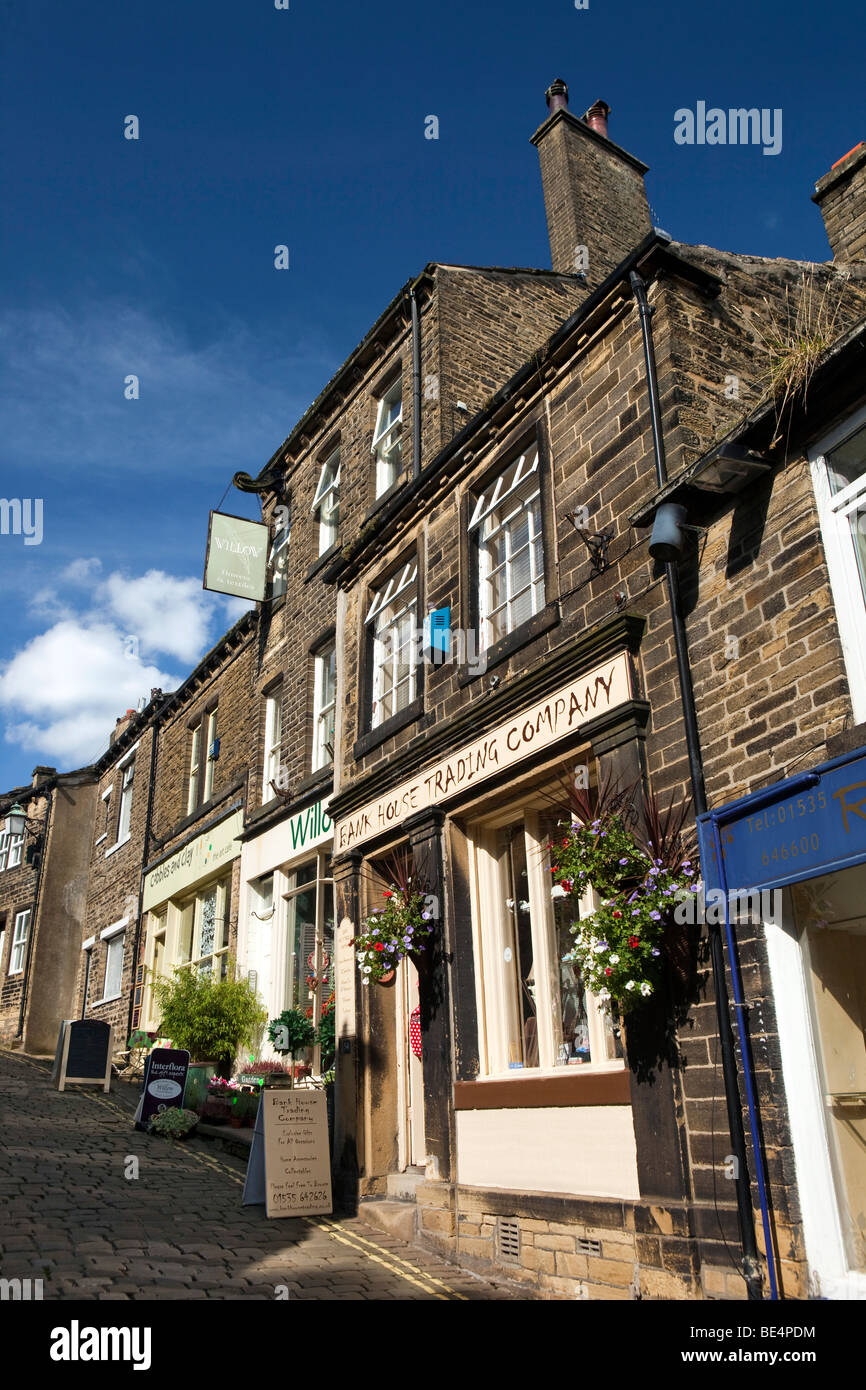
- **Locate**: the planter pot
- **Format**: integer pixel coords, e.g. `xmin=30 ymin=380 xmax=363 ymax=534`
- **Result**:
xmin=377 ymin=970 xmax=396 ymax=987
xmin=184 ymin=1062 xmax=218 ymax=1113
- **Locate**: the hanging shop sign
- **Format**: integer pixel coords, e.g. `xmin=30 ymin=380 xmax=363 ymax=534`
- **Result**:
xmin=698 ymin=745 xmax=866 ymax=894
xmin=143 ymin=809 xmax=243 ymax=911
xmin=203 ymin=511 xmax=269 ymax=602
xmin=133 ymin=1048 xmax=191 ymax=1131
xmin=242 ymin=1088 xmax=332 ymax=1218
xmin=334 ymin=651 xmax=633 ymax=851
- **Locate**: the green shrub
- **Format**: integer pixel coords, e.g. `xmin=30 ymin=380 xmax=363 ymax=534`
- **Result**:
xmin=151 ymin=964 xmax=267 ymax=1073
xmin=267 ymin=1008 xmax=316 ymax=1057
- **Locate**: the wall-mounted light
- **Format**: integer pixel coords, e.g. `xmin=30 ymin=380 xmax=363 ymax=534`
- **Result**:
xmin=3 ymin=803 xmax=27 ymax=838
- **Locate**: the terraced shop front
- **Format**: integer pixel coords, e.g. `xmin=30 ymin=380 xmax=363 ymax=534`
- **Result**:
xmin=698 ymin=745 xmax=866 ymax=1300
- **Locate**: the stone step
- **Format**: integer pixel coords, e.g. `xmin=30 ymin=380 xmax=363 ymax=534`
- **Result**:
xmin=360 ymin=1199 xmax=417 ymax=1243
xmin=386 ymin=1168 xmax=426 ymax=1202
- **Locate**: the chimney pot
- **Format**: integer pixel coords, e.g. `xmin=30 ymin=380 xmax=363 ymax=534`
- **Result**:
xmin=545 ymin=78 xmax=569 ymax=114
xmin=584 ymin=100 xmax=610 ymax=138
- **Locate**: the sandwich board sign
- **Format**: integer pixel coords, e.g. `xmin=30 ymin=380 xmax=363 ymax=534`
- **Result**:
xmin=242 ymin=1088 xmax=332 ymax=1218
xmin=56 ymin=1020 xmax=112 ymax=1092
xmin=133 ymin=1048 xmax=190 ymax=1131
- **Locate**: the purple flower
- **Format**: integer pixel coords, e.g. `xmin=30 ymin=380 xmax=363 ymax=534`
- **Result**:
xmin=651 ymin=947 xmax=661 ymax=957
xmin=372 ymin=927 xmax=380 ymax=935
xmin=421 ymin=911 xmax=431 ymax=921
xmin=619 ymin=857 xmax=629 ymax=866
xmin=648 ymin=867 xmax=660 ymax=878
xmin=650 ymin=910 xmax=661 ymax=921
xmin=405 ymin=926 xmax=414 ymax=935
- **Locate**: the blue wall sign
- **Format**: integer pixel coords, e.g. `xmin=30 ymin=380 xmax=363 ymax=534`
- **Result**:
xmin=698 ymin=745 xmax=866 ymax=894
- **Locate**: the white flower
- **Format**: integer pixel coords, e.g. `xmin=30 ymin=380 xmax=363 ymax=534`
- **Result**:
xmin=592 ymin=941 xmax=607 ymax=955
xmin=625 ymin=980 xmax=636 ymax=991
xmin=640 ymin=982 xmax=652 ymax=996
xmin=598 ymin=989 xmax=611 ymax=1002
xmin=551 ymin=885 xmax=566 ymax=900
xmin=608 ymin=953 xmax=620 ymax=964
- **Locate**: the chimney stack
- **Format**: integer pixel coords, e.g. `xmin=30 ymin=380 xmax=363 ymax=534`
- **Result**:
xmin=111 ymin=709 xmax=137 ymax=744
xmin=531 ymin=83 xmax=652 ymax=284
xmin=813 ymin=143 xmax=866 ymax=264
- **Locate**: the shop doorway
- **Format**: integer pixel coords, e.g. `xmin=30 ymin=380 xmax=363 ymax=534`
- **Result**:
xmin=768 ymin=865 xmax=866 ymax=1296
xmin=395 ymin=955 xmax=426 ymax=1170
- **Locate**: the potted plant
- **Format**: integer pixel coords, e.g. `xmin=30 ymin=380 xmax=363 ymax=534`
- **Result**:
xmin=267 ymin=1007 xmax=316 ymax=1084
xmin=352 ymin=881 xmax=435 ymax=986
xmin=548 ymin=775 xmax=698 ymax=1014
xmin=150 ymin=963 xmax=267 ymax=1093
xmin=147 ymin=1107 xmax=200 ymax=1141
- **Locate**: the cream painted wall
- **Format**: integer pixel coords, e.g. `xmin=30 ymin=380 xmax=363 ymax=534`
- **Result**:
xmin=456 ymin=1104 xmax=639 ymax=1198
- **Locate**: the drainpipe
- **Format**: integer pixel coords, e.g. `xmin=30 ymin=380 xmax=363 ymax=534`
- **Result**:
xmin=629 ymin=270 xmax=766 ymax=1301
xmin=16 ymin=785 xmax=52 ymax=1040
xmin=409 ymin=283 xmax=422 ymax=479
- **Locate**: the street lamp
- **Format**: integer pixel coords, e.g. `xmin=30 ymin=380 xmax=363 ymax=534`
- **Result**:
xmin=3 ymin=803 xmax=27 ymax=838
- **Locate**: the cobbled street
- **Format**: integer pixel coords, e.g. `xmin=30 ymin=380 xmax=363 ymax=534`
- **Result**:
xmin=0 ymin=1051 xmax=524 ymax=1302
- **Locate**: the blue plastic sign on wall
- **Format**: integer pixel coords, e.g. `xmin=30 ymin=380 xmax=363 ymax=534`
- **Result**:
xmin=698 ymin=745 xmax=866 ymax=895
xmin=423 ymin=606 xmax=451 ymax=662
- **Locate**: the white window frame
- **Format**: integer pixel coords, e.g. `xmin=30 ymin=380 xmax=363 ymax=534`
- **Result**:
xmin=97 ymin=918 xmax=127 ymax=1003
xmin=372 ymin=380 xmax=403 ymax=497
xmin=7 ymin=832 xmax=24 ymax=869
xmin=9 ymin=909 xmax=31 ymax=976
xmin=187 ymin=724 xmax=201 ymax=814
xmin=468 ymin=804 xmax=624 ymax=1080
xmin=203 ymin=708 xmax=218 ymax=803
xmin=269 ymin=504 xmax=291 ymax=600
xmin=174 ymin=876 xmax=231 ymax=977
xmin=469 ymin=446 xmax=544 ymax=653
xmin=366 ymin=561 xmax=418 ymax=728
xmin=281 ymin=850 xmax=334 ymax=1073
xmin=263 ymin=689 xmax=283 ymax=802
xmin=95 ymin=786 xmax=112 ymax=847
xmin=312 ymin=643 xmax=336 ymax=771
xmin=107 ymin=744 xmax=138 ymax=854
xmin=313 ymin=448 xmax=341 ymax=556
xmin=809 ymin=401 xmax=866 ymax=723
xmin=0 ymin=832 xmax=7 ymax=872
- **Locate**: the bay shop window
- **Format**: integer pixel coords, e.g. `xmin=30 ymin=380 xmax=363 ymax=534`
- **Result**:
xmin=468 ymin=800 xmax=623 ymax=1076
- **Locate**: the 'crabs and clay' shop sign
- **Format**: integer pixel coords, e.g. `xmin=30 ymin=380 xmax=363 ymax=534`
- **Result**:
xmin=335 ymin=652 xmax=633 ymax=852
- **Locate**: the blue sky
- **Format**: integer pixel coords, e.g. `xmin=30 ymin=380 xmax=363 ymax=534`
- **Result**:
xmin=0 ymin=0 xmax=862 ymax=789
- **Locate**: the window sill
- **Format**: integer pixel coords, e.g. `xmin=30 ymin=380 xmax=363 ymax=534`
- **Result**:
xmin=453 ymin=1066 xmax=629 ymax=1110
xmin=91 ymin=994 xmax=122 ymax=1007
xmin=354 ymin=695 xmax=424 ymax=760
xmin=8 ymin=968 xmax=24 ymax=978
xmin=306 ymin=542 xmax=341 ymax=582
xmin=297 ymin=765 xmax=333 ymax=796
xmin=94 ymin=833 xmax=107 ymax=847
xmin=457 ymin=601 xmax=560 ymax=687
xmin=363 ymin=475 xmax=407 ymax=524
xmin=105 ymin=834 xmax=131 ymax=858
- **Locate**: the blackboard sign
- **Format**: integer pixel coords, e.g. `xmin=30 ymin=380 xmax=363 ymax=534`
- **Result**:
xmin=242 ymin=1088 xmax=332 ymax=1219
xmin=57 ymin=1020 xmax=112 ymax=1092
xmin=51 ymin=1020 xmax=73 ymax=1082
xmin=134 ymin=1048 xmax=190 ymax=1131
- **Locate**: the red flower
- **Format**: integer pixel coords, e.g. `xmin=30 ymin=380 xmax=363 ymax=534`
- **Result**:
xmin=613 ymin=910 xmax=622 ymax=919
xmin=374 ymin=943 xmax=385 ymax=952
xmin=605 ymin=967 xmax=612 ymax=976
xmin=383 ymin=891 xmax=393 ymax=899
xmin=628 ymin=935 xmax=640 ymax=949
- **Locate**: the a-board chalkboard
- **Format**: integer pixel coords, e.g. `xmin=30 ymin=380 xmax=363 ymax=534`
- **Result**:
xmin=242 ymin=1088 xmax=332 ymax=1219
xmin=57 ymin=1019 xmax=112 ymax=1091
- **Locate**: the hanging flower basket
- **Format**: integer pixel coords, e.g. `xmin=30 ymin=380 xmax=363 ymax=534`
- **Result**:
xmin=549 ymin=799 xmax=699 ymax=1014
xmin=352 ymin=881 xmax=434 ymax=985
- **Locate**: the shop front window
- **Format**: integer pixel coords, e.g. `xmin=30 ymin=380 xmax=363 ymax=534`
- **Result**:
xmin=175 ymin=876 xmax=231 ymax=978
xmin=471 ymin=800 xmax=622 ymax=1075
xmin=283 ymin=851 xmax=334 ymax=1071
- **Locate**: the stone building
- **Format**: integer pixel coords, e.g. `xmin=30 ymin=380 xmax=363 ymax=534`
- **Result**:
xmin=320 ymin=85 xmax=866 ymax=1300
xmin=0 ymin=768 xmax=96 ymax=1052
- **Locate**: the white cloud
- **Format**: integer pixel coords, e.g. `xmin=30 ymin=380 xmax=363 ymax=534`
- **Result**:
xmin=0 ymin=620 xmax=177 ymax=766
xmin=99 ymin=570 xmax=214 ymax=664
xmin=0 ymin=565 xmax=244 ymax=768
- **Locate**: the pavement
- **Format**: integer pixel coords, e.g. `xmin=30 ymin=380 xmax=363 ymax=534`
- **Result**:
xmin=0 ymin=1048 xmax=527 ymax=1301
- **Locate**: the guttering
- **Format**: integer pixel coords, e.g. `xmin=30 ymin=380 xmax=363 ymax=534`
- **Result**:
xmin=629 ymin=268 xmax=770 ymax=1301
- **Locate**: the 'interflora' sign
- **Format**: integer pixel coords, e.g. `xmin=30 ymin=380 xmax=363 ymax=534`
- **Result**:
xmin=335 ymin=651 xmax=632 ymax=851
